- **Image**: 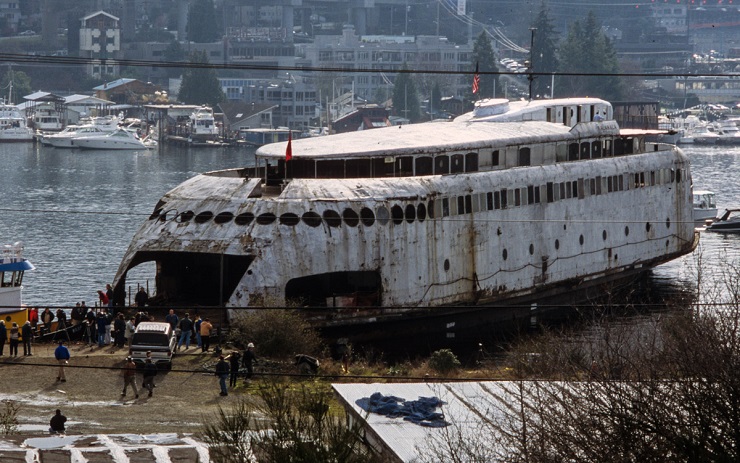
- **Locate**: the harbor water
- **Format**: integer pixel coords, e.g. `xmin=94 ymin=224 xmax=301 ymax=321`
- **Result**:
xmin=0 ymin=141 xmax=739 ymax=324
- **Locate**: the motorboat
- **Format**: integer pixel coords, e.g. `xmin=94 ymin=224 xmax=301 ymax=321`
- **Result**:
xmin=42 ymin=125 xmax=112 ymax=148
xmin=690 ymin=124 xmax=720 ymax=145
xmin=693 ymin=190 xmax=718 ymax=224
xmin=707 ymin=209 xmax=740 ymax=233
xmin=71 ymin=128 xmax=149 ymax=150
xmin=0 ymin=103 xmax=34 ymax=141
xmin=0 ymin=242 xmax=34 ymax=328
xmin=31 ymin=108 xmax=63 ymax=132
xmin=714 ymin=120 xmax=740 ymax=145
xmin=188 ymin=106 xmax=219 ymax=142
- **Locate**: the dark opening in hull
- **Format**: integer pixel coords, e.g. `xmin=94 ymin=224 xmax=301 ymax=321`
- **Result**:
xmin=285 ymin=271 xmax=382 ymax=307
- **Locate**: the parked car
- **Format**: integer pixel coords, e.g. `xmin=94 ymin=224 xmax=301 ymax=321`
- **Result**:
xmin=18 ymin=30 xmax=36 ymax=36
xmin=129 ymin=322 xmax=176 ymax=369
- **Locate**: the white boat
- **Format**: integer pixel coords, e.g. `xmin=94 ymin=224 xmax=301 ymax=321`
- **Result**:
xmin=31 ymin=108 xmax=63 ymax=132
xmin=188 ymin=106 xmax=219 ymax=142
xmin=0 ymin=242 xmax=34 ymax=326
xmin=111 ymin=97 xmax=697 ymax=333
xmin=0 ymin=103 xmax=33 ymax=142
xmin=42 ymin=125 xmax=112 ymax=148
xmin=693 ymin=190 xmax=718 ymax=224
xmin=71 ymin=128 xmax=149 ymax=150
xmin=689 ymin=124 xmax=720 ymax=145
xmin=714 ymin=120 xmax=740 ymax=145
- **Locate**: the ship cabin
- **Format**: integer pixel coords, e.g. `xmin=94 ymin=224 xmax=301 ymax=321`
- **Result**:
xmin=253 ymin=98 xmax=650 ymax=192
xmin=0 ymin=243 xmax=33 ymax=312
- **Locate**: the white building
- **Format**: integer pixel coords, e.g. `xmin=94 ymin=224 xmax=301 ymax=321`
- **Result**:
xmin=79 ymin=11 xmax=121 ymax=78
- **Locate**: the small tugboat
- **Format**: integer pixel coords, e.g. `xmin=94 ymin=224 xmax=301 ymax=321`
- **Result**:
xmin=0 ymin=242 xmax=34 ymax=330
xmin=693 ymin=190 xmax=718 ymax=224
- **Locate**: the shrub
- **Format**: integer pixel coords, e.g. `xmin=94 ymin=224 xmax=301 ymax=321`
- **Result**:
xmin=229 ymin=309 xmax=324 ymax=359
xmin=0 ymin=400 xmax=19 ymax=435
xmin=428 ymin=349 xmax=461 ymax=375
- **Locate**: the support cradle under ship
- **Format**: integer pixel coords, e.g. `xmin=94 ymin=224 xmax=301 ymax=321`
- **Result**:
xmin=111 ymin=98 xmax=698 ymax=332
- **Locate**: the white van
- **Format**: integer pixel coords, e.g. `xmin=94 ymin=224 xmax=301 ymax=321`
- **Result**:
xmin=129 ymin=322 xmax=176 ymax=369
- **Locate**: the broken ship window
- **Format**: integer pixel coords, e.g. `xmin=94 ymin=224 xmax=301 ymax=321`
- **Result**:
xmin=194 ymin=211 xmax=214 ymax=223
xmin=149 ymin=208 xmax=163 ymax=220
xmin=214 ymin=212 xmax=234 ymax=224
xmin=159 ymin=209 xmax=177 ymax=222
xmin=415 ymin=156 xmax=433 ymax=176
xmin=376 ymin=206 xmax=390 ymax=225
xmin=256 ymin=213 xmax=276 ymax=225
xmin=343 ymin=208 xmax=360 ymax=227
xmin=176 ymin=210 xmax=194 ymax=223
xmin=323 ymin=210 xmax=341 ymax=227
xmin=360 ymin=207 xmax=375 ymax=226
xmin=465 ymin=152 xmax=478 ymax=172
xmin=279 ymin=213 xmax=300 ymax=226
xmin=302 ymin=211 xmax=322 ymax=227
xmin=235 ymin=212 xmax=255 ymax=226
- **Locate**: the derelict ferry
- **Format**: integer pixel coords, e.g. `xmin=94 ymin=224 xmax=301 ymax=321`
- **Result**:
xmin=112 ymin=98 xmax=698 ymax=331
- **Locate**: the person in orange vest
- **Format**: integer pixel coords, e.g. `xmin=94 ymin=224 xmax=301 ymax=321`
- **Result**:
xmin=200 ymin=318 xmax=213 ymax=353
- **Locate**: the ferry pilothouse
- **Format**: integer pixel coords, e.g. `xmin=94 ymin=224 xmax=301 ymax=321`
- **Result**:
xmin=112 ymin=98 xmax=698 ymax=333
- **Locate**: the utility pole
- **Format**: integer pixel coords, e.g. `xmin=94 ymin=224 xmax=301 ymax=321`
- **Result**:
xmin=527 ymin=27 xmax=536 ymax=101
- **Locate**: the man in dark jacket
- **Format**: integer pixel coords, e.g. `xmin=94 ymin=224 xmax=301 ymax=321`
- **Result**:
xmin=21 ymin=321 xmax=33 ymax=356
xmin=142 ymin=358 xmax=157 ymax=397
xmin=0 ymin=320 xmax=7 ymax=356
xmin=215 ymin=355 xmax=230 ymax=396
xmin=49 ymin=409 xmax=67 ymax=434
xmin=176 ymin=313 xmax=194 ymax=351
xmin=242 ymin=343 xmax=257 ymax=381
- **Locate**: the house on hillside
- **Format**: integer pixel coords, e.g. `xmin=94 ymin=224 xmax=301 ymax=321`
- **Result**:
xmin=79 ymin=11 xmax=121 ymax=78
xmin=331 ymin=105 xmax=390 ymax=134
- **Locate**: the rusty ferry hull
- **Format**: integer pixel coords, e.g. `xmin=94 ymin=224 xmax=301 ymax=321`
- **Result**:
xmin=111 ymin=98 xmax=697 ymax=330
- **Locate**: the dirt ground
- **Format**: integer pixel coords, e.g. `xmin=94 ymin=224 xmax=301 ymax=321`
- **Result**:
xmin=0 ymin=340 xmax=258 ymax=436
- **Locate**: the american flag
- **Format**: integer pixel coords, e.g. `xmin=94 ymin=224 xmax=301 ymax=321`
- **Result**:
xmin=472 ymin=62 xmax=480 ymax=94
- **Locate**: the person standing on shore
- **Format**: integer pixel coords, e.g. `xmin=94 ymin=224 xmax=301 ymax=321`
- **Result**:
xmin=124 ymin=316 xmax=136 ymax=346
xmin=215 ymin=355 xmax=230 ymax=396
xmin=194 ymin=315 xmax=203 ymax=349
xmin=121 ymin=356 xmax=139 ymax=399
xmin=142 ymin=358 xmax=157 ymax=397
xmin=21 ymin=321 xmax=32 ymax=356
xmin=9 ymin=322 xmax=19 ymax=356
xmin=106 ymin=284 xmax=114 ymax=309
xmin=54 ymin=340 xmax=70 ymax=382
xmin=243 ymin=343 xmax=257 ymax=381
xmin=227 ymin=350 xmax=241 ymax=387
xmin=135 ymin=287 xmax=148 ymax=307
xmin=177 ymin=313 xmax=193 ymax=351
xmin=0 ymin=320 xmax=6 ymax=356
xmin=200 ymin=318 xmax=213 ymax=353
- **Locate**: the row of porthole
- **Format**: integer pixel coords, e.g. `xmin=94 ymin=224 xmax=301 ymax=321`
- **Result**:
xmin=150 ymin=203 xmax=431 ymax=228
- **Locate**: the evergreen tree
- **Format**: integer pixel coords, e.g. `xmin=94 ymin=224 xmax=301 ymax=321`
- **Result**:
xmin=163 ymin=39 xmax=187 ymax=78
xmin=0 ymin=70 xmax=32 ymax=104
xmin=187 ymin=0 xmax=221 ymax=43
xmin=530 ymin=2 xmax=559 ymax=99
xmin=557 ymin=11 xmax=622 ymax=101
xmin=392 ymin=65 xmax=421 ymax=122
xmin=178 ymin=50 xmax=225 ymax=106
xmin=467 ymin=32 xmax=497 ymax=107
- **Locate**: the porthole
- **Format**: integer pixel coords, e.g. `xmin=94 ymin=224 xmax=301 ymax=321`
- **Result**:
xmin=256 ymin=213 xmax=276 ymax=225
xmin=360 ymin=207 xmax=375 ymax=226
xmin=625 ymin=226 xmax=630 ymax=236
xmin=159 ymin=209 xmax=177 ymax=222
xmin=235 ymin=212 xmax=255 ymax=226
xmin=602 ymin=230 xmax=607 ymax=241
xmin=503 ymin=249 xmax=508 ymax=261
xmin=391 ymin=205 xmax=404 ymax=225
xmin=427 ymin=200 xmax=435 ymax=219
xmin=417 ymin=203 xmax=427 ymax=222
xmin=194 ymin=211 xmax=214 ymax=224
xmin=444 ymin=259 xmax=450 ymax=271
xmin=376 ymin=206 xmax=390 ymax=225
xmin=214 ymin=212 xmax=234 ymax=224
xmin=646 ymin=222 xmax=651 ymax=232
xmin=342 ymin=208 xmax=359 ymax=227
xmin=405 ymin=204 xmax=416 ymax=223
xmin=176 ymin=210 xmax=194 ymax=223
xmin=323 ymin=210 xmax=341 ymax=228
xmin=555 ymin=239 xmax=560 ymax=250
xmin=279 ymin=213 xmax=300 ymax=226
xmin=666 ymin=239 xmax=670 ymax=247
xmin=529 ymin=244 xmax=534 ymax=255
xmin=302 ymin=211 xmax=322 ymax=227
xmin=666 ymin=217 xmax=671 ymax=229
xmin=149 ymin=208 xmax=163 ymax=220
xmin=563 ymin=224 xmax=567 ymax=230
xmin=579 ymin=234 xmax=584 ymax=245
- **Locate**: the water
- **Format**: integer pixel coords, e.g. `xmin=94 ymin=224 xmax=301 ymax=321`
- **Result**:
xmin=0 ymin=142 xmax=255 ymax=307
xmin=1 ymin=142 xmax=738 ymax=311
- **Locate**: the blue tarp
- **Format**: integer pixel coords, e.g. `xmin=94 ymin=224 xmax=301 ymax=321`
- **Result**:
xmin=356 ymin=392 xmax=450 ymax=427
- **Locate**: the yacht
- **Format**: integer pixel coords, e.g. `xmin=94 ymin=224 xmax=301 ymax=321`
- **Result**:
xmin=71 ymin=128 xmax=149 ymax=150
xmin=188 ymin=106 xmax=219 ymax=142
xmin=0 ymin=103 xmax=33 ymax=142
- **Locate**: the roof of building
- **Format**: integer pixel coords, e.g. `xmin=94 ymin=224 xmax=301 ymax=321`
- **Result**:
xmin=23 ymin=91 xmax=64 ymax=102
xmin=93 ymin=78 xmax=138 ymax=91
xmin=82 ymin=10 xmax=119 ymax=22
xmin=64 ymin=94 xmax=114 ymax=105
xmin=218 ymin=101 xmax=277 ymax=124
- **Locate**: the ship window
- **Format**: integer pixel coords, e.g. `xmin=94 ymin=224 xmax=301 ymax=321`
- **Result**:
xmin=568 ymin=143 xmax=579 ymax=161
xmin=343 ymin=208 xmax=360 ymax=227
xmin=457 ymin=196 xmax=464 ymax=214
xmin=176 ymin=210 xmax=195 ymax=223
xmin=518 ymin=147 xmax=531 ymax=166
xmin=592 ymin=141 xmax=601 ymax=158
xmin=346 ymin=159 xmax=372 ymax=178
xmin=391 ymin=205 xmax=404 ymax=224
xmin=535 ymin=186 xmax=541 ymax=203
xmin=619 ymin=175 xmax=624 ymax=191
xmin=214 ymin=212 xmax=234 ymax=224
xmin=670 ymin=169 xmax=676 ymax=183
xmin=396 ymin=156 xmax=413 ymax=177
xmin=608 ymin=176 xmax=613 ymax=192
xmin=194 ymin=211 xmax=214 ymax=223
xmin=650 ymin=171 xmax=656 ymax=186
xmin=235 ymin=212 xmax=255 ymax=226
xmin=546 ymin=183 xmax=554 ymax=203
xmin=614 ymin=138 xmax=625 ymax=156
xmin=415 ymin=156 xmax=433 ymax=176
xmin=556 ymin=144 xmax=568 ymax=163
xmin=604 ymin=139 xmax=612 ymax=156
xmin=376 ymin=206 xmax=390 ymax=225
xmin=527 ymin=186 xmax=534 ymax=205
xmin=451 ymin=154 xmax=464 ymax=173
xmin=573 ymin=180 xmax=580 ymax=199
xmin=405 ymin=204 xmax=416 ymax=223
xmin=487 ymin=192 xmax=493 ymax=210
xmin=323 ymin=210 xmax=342 ymax=227
xmin=302 ymin=211 xmax=322 ymax=227
xmin=492 ymin=150 xmax=500 ymax=166
xmin=442 ymin=198 xmax=450 ymax=217
xmin=590 ymin=179 xmax=596 ymax=195
xmin=417 ymin=203 xmax=427 ymax=221
xmin=514 ymin=189 xmax=521 ymax=206
xmin=256 ymin=212 xmax=276 ymax=225
xmin=159 ymin=209 xmax=177 ymax=222
xmin=428 ymin=200 xmax=436 ymax=219
xmin=676 ymin=169 xmax=682 ymax=183
xmin=559 ymin=182 xmax=566 ymax=200
xmin=434 ymin=155 xmax=450 ymax=174
xmin=279 ymin=213 xmax=300 ymax=226
xmin=360 ymin=207 xmax=375 ymax=226
xmin=465 ymin=195 xmax=472 ymax=213
xmin=501 ymin=189 xmax=509 ymax=209
xmin=465 ymin=152 xmax=478 ymax=172
xmin=494 ymin=191 xmax=501 ymax=209
xmin=596 ymin=177 xmax=602 ymax=195
xmin=316 ymin=160 xmax=344 ymax=178
xmin=580 ymin=142 xmax=590 ymax=160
